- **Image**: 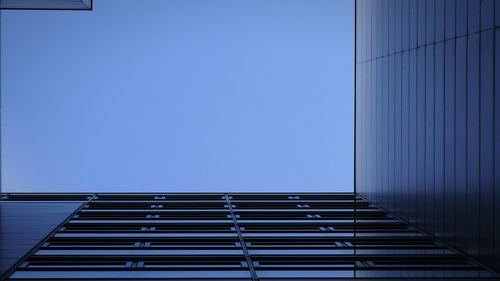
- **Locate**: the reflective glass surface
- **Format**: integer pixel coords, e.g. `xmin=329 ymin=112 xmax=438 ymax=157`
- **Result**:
xmin=1 ymin=193 xmax=496 ymax=280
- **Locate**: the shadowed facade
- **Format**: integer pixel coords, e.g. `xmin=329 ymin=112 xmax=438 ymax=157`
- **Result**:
xmin=355 ymin=0 xmax=500 ymax=273
xmin=1 ymin=193 xmax=497 ymax=280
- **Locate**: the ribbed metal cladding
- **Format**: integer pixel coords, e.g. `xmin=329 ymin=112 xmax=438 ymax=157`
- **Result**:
xmin=355 ymin=0 xmax=500 ymax=273
xmin=1 ymin=193 xmax=497 ymax=280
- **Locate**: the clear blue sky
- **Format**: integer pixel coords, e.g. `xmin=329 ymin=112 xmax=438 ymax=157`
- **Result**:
xmin=1 ymin=0 xmax=353 ymax=192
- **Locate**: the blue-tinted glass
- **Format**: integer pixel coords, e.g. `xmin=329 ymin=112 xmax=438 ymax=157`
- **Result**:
xmin=36 ymin=249 xmax=244 ymax=256
xmin=257 ymin=270 xmax=354 ymax=278
xmin=11 ymin=270 xmax=253 ymax=279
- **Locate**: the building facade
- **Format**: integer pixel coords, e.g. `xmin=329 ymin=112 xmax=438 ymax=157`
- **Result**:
xmin=355 ymin=0 xmax=500 ymax=273
xmin=1 ymin=0 xmax=499 ymax=279
xmin=0 ymin=198 xmax=83 ymax=277
xmin=0 ymin=0 xmax=92 ymax=10
xmin=0 ymin=193 xmax=497 ymax=280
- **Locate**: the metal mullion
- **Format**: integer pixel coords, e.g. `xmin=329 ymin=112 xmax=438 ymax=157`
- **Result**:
xmin=224 ymin=194 xmax=259 ymax=281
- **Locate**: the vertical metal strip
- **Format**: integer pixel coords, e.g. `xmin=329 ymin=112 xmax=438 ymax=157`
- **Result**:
xmin=493 ymin=0 xmax=497 ymax=272
xmin=0 ymin=8 xmax=2 ymax=199
xmin=224 ymin=194 xmax=259 ymax=281
xmin=354 ymin=0 xmax=358 ymax=198
xmin=353 ymin=1 xmax=358 ymax=278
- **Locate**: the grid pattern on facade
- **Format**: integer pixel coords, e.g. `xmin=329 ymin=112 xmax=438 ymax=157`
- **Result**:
xmin=355 ymin=0 xmax=500 ymax=271
xmin=1 ymin=193 xmax=497 ymax=280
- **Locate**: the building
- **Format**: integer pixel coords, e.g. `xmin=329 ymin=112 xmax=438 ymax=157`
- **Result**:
xmin=0 ymin=0 xmax=92 ymax=10
xmin=0 ymin=192 xmax=497 ymax=280
xmin=1 ymin=0 xmax=499 ymax=279
xmin=355 ymin=0 xmax=500 ymax=274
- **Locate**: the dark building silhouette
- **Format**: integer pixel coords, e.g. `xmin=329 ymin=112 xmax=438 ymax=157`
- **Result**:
xmin=355 ymin=0 xmax=500 ymax=274
xmin=0 ymin=193 xmax=498 ymax=280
